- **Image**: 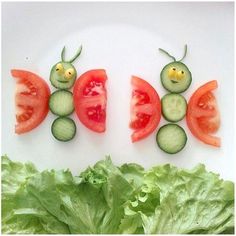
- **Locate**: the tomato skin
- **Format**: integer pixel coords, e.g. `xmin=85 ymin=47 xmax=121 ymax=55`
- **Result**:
xmin=73 ymin=69 xmax=107 ymax=133
xmin=186 ymin=80 xmax=221 ymax=147
xmin=130 ymin=76 xmax=161 ymax=142
xmin=11 ymin=69 xmax=50 ymax=134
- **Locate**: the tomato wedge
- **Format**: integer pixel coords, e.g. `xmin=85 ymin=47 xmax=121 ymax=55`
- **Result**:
xmin=73 ymin=69 xmax=107 ymax=133
xmin=130 ymin=76 xmax=161 ymax=142
xmin=11 ymin=69 xmax=50 ymax=134
xmin=186 ymin=80 xmax=221 ymax=147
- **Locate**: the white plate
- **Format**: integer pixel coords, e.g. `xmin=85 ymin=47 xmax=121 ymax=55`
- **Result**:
xmin=2 ymin=2 xmax=234 ymax=180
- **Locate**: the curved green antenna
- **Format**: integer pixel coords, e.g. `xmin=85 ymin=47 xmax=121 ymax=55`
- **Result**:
xmin=61 ymin=46 xmax=66 ymax=62
xmin=68 ymin=45 xmax=83 ymax=63
xmin=159 ymin=48 xmax=176 ymax=62
xmin=179 ymin=44 xmax=188 ymax=61
xmin=178 ymin=44 xmax=187 ymax=62
xmin=159 ymin=44 xmax=188 ymax=62
xmin=61 ymin=45 xmax=83 ymax=63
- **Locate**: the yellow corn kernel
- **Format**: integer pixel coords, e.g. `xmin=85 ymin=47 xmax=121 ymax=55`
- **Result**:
xmin=65 ymin=68 xmax=75 ymax=80
xmin=55 ymin=63 xmax=64 ymax=74
xmin=168 ymin=67 xmax=177 ymax=78
xmin=176 ymin=70 xmax=185 ymax=80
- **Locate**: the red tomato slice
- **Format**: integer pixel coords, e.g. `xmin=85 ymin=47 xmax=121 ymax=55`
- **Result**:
xmin=130 ymin=76 xmax=161 ymax=142
xmin=186 ymin=80 xmax=221 ymax=147
xmin=11 ymin=69 xmax=50 ymax=134
xmin=73 ymin=69 xmax=107 ymax=133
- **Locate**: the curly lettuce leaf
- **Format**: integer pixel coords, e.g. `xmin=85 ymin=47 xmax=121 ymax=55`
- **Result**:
xmin=120 ymin=164 xmax=234 ymax=234
xmin=119 ymin=163 xmax=145 ymax=189
xmin=26 ymin=157 xmax=138 ymax=234
xmin=2 ymin=156 xmax=234 ymax=234
xmin=1 ymin=155 xmax=70 ymax=234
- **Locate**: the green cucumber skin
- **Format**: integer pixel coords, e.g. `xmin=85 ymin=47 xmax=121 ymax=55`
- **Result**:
xmin=160 ymin=62 xmax=192 ymax=93
xmin=49 ymin=90 xmax=74 ymax=116
xmin=156 ymin=124 xmax=187 ymax=154
xmin=161 ymin=93 xmax=187 ymax=122
xmin=51 ymin=117 xmax=76 ymax=142
xmin=162 ymin=112 xmax=186 ymax=123
xmin=49 ymin=62 xmax=77 ymax=90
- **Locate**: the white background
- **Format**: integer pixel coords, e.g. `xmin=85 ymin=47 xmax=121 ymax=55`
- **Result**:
xmin=1 ymin=2 xmax=234 ymax=180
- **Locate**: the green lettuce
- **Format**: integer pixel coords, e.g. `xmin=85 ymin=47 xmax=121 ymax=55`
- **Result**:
xmin=119 ymin=164 xmax=234 ymax=234
xmin=2 ymin=155 xmax=234 ymax=234
xmin=26 ymin=158 xmax=138 ymax=233
xmin=1 ymin=155 xmax=70 ymax=234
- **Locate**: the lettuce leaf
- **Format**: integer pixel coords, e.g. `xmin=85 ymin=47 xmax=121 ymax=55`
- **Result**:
xmin=120 ymin=164 xmax=234 ymax=234
xmin=2 ymin=156 xmax=234 ymax=234
xmin=26 ymin=157 xmax=138 ymax=233
xmin=1 ymin=155 xmax=70 ymax=234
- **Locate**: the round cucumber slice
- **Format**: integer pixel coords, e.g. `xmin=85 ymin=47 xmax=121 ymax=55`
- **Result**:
xmin=51 ymin=117 xmax=76 ymax=142
xmin=161 ymin=93 xmax=187 ymax=122
xmin=50 ymin=62 xmax=77 ymax=89
xmin=156 ymin=124 xmax=187 ymax=154
xmin=160 ymin=61 xmax=192 ymax=93
xmin=49 ymin=90 xmax=74 ymax=116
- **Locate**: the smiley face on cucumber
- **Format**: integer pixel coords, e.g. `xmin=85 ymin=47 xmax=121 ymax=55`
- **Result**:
xmin=159 ymin=45 xmax=192 ymax=93
xmin=50 ymin=46 xmax=82 ymax=89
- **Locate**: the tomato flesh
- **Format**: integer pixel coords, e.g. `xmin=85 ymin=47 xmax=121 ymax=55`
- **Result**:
xmin=86 ymin=105 xmax=106 ymax=123
xmin=197 ymin=114 xmax=220 ymax=134
xmin=186 ymin=80 xmax=220 ymax=147
xmin=73 ymin=69 xmax=107 ymax=133
xmin=11 ymin=70 xmax=50 ymax=134
xmin=130 ymin=76 xmax=161 ymax=142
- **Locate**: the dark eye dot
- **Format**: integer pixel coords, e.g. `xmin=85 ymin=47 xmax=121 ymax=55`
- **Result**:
xmin=68 ymin=72 xmax=71 ymax=75
xmin=181 ymin=71 xmax=184 ymax=74
xmin=172 ymin=68 xmax=176 ymax=71
xmin=56 ymin=68 xmax=59 ymax=71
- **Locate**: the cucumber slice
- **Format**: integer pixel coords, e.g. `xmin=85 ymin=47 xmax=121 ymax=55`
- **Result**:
xmin=160 ymin=62 xmax=192 ymax=93
xmin=49 ymin=90 xmax=74 ymax=116
xmin=156 ymin=124 xmax=187 ymax=154
xmin=50 ymin=62 xmax=77 ymax=89
xmin=161 ymin=93 xmax=187 ymax=122
xmin=51 ymin=117 xmax=76 ymax=141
